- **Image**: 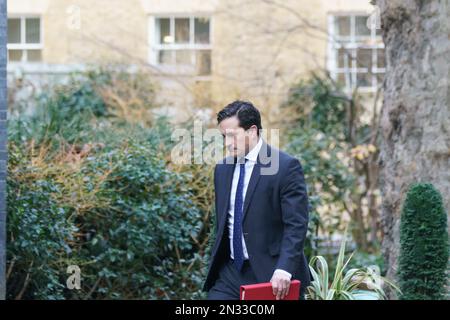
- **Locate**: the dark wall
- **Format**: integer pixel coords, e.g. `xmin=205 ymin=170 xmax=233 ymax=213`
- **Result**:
xmin=0 ymin=0 xmax=7 ymax=300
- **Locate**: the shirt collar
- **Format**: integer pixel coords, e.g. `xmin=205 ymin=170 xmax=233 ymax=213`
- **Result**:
xmin=245 ymin=137 xmax=262 ymax=162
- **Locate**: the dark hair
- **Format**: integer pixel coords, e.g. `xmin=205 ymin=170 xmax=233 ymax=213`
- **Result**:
xmin=217 ymin=100 xmax=262 ymax=135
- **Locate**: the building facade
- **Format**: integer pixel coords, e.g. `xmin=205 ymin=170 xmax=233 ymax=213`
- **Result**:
xmin=7 ymin=0 xmax=382 ymax=123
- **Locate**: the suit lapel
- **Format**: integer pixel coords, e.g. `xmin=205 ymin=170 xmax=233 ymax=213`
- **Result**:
xmin=242 ymin=161 xmax=261 ymax=223
xmin=218 ymin=161 xmax=235 ymax=231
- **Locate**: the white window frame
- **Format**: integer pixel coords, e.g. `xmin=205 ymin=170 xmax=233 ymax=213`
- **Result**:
xmin=7 ymin=15 xmax=43 ymax=64
xmin=148 ymin=14 xmax=212 ymax=77
xmin=327 ymin=12 xmax=385 ymax=94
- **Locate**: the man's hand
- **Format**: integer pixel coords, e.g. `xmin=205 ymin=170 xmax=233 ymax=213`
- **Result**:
xmin=270 ymin=269 xmax=292 ymax=300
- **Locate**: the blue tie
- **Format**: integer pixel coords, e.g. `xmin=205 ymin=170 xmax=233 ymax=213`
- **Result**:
xmin=233 ymin=158 xmax=246 ymax=272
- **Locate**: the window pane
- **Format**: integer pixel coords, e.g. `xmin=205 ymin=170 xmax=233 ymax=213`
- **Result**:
xmin=337 ymin=72 xmax=353 ymax=90
xmin=337 ymin=73 xmax=346 ymax=86
xmin=8 ymin=18 xmax=21 ymax=44
xmin=357 ymin=48 xmax=372 ymax=70
xmin=175 ymin=18 xmax=190 ymax=44
xmin=175 ymin=50 xmax=192 ymax=65
xmin=355 ymin=16 xmax=370 ymax=37
xmin=357 ymin=73 xmax=371 ymax=87
xmin=337 ymin=48 xmax=351 ymax=68
xmin=27 ymin=49 xmax=42 ymax=62
xmin=376 ymin=27 xmax=382 ymax=37
xmin=158 ymin=18 xmax=171 ymax=44
xmin=195 ymin=18 xmax=210 ymax=44
xmin=158 ymin=50 xmax=173 ymax=64
xmin=26 ymin=18 xmax=40 ymax=43
xmin=377 ymin=48 xmax=385 ymax=68
xmin=8 ymin=50 xmax=23 ymax=62
xmin=196 ymin=50 xmax=211 ymax=75
xmin=335 ymin=16 xmax=350 ymax=37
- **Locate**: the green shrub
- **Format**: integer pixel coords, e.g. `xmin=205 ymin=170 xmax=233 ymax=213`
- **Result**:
xmin=8 ymin=67 xmax=158 ymax=153
xmin=283 ymin=76 xmax=355 ymax=257
xmin=6 ymin=143 xmax=79 ymax=299
xmin=7 ymin=68 xmax=207 ymax=299
xmin=7 ymin=137 xmax=206 ymax=299
xmin=283 ymin=73 xmax=383 ymax=254
xmin=81 ymin=140 xmax=204 ymax=299
xmin=9 ymin=71 xmax=107 ymax=150
xmin=398 ymin=183 xmax=449 ymax=300
xmin=283 ymin=75 xmax=348 ymax=139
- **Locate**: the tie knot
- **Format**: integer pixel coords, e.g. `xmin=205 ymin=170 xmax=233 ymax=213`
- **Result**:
xmin=236 ymin=157 xmax=247 ymax=165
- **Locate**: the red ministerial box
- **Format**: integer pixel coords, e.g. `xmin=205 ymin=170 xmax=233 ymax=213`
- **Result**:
xmin=240 ymin=280 xmax=301 ymax=300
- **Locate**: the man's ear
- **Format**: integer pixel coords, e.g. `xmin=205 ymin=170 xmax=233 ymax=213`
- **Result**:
xmin=251 ymin=125 xmax=259 ymax=137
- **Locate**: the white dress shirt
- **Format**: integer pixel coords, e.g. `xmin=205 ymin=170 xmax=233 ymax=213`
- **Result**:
xmin=227 ymin=138 xmax=291 ymax=279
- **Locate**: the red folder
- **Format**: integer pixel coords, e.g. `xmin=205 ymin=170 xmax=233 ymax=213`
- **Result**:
xmin=240 ymin=280 xmax=301 ymax=300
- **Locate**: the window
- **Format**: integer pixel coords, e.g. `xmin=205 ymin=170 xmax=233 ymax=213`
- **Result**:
xmin=7 ymin=16 xmax=42 ymax=63
xmin=328 ymin=14 xmax=385 ymax=93
xmin=152 ymin=16 xmax=211 ymax=76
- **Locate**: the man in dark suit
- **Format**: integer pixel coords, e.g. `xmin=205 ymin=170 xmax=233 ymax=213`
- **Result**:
xmin=203 ymin=100 xmax=311 ymax=300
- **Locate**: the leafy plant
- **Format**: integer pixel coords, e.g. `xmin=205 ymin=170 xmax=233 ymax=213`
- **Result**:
xmin=306 ymin=228 xmax=400 ymax=300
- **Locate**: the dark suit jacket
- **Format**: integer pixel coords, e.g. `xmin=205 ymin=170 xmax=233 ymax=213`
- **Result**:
xmin=203 ymin=142 xmax=311 ymax=297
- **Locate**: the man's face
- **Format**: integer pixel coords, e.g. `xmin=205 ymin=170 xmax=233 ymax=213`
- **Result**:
xmin=219 ymin=116 xmax=256 ymax=158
